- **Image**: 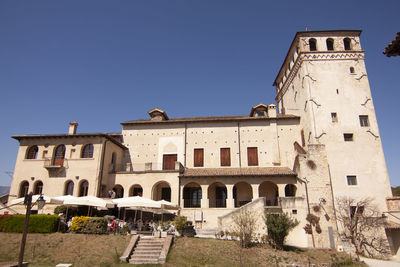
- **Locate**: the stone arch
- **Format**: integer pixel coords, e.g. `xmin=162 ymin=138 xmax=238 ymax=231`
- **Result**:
xmin=208 ymin=182 xmax=227 ymax=208
xmin=233 ymin=181 xmax=253 ymax=207
xmin=183 ymin=182 xmax=202 ymax=208
xmin=285 ymin=184 xmax=297 ymax=197
xmin=113 ymin=184 xmax=124 ymax=198
xmin=152 ymin=181 xmax=171 ymax=202
xmin=129 ymin=184 xmax=143 ymax=197
xmin=259 ymin=181 xmax=279 ymax=206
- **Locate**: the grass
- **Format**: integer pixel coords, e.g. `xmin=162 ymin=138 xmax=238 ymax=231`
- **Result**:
xmin=0 ymin=233 xmax=364 ymax=267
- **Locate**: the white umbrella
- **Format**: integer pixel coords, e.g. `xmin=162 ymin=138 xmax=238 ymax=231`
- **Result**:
xmin=63 ymin=196 xmax=115 ymax=208
xmin=156 ymin=200 xmax=179 ymax=210
xmin=112 ymin=196 xmax=161 ymax=208
xmin=9 ymin=195 xmax=63 ymax=206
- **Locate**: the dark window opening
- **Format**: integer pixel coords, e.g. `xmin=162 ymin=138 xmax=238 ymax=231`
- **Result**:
xmin=347 ymin=175 xmax=357 ymax=186
xmin=309 ymin=38 xmax=317 ymax=51
xmin=81 ymin=144 xmax=94 ymax=158
xmin=79 ymin=181 xmax=89 ymax=196
xmin=19 ymin=181 xmax=29 ymax=197
xmin=331 ymin=113 xmax=338 ymax=123
xmin=344 ymin=133 xmax=354 ymax=142
xmin=215 ymin=186 xmax=227 ymax=208
xmin=34 ymin=181 xmax=43 ymax=195
xmin=359 ymin=115 xmax=370 ymax=127
xmin=26 ymin=146 xmax=38 ymax=159
xmin=65 ymin=181 xmax=74 ymax=196
xmin=161 ymin=187 xmax=171 ymax=202
xmin=326 ymin=38 xmax=334 ymax=51
xmin=350 ymin=67 xmax=355 ymax=74
xmin=344 ymin=38 xmax=352 ymax=50
xmin=183 ymin=187 xmax=202 ymax=208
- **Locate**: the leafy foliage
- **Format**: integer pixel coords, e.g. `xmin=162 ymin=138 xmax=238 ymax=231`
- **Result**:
xmin=69 ymin=216 xmax=107 ymax=234
xmin=0 ymin=215 xmax=59 ymax=233
xmin=265 ymin=212 xmax=298 ymax=250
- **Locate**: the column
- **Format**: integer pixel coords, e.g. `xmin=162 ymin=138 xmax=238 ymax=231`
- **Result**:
xmin=251 ymin=184 xmax=259 ymax=201
xmin=278 ymin=184 xmax=285 ymax=198
xmin=200 ymin=184 xmax=209 ymax=208
xmin=226 ymin=184 xmax=235 ymax=209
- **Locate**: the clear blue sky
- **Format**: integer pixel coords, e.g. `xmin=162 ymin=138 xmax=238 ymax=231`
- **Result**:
xmin=0 ymin=1 xmax=399 ymax=187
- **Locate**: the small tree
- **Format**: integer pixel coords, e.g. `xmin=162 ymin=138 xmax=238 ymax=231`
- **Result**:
xmin=230 ymin=209 xmax=258 ymax=248
xmin=265 ymin=212 xmax=298 ymax=250
xmin=335 ymin=197 xmax=390 ymax=257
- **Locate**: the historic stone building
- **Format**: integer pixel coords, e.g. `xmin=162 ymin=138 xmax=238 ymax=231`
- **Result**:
xmin=6 ymin=30 xmax=397 ymax=252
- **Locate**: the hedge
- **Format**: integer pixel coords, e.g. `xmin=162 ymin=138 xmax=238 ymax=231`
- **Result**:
xmin=0 ymin=215 xmax=59 ymax=233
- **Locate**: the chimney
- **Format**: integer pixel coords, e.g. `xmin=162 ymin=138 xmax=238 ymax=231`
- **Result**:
xmin=267 ymin=104 xmax=277 ymax=118
xmin=68 ymin=122 xmax=78 ymax=135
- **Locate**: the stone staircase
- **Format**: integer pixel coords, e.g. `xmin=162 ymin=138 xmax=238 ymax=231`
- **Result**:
xmin=129 ymin=236 xmax=165 ymax=265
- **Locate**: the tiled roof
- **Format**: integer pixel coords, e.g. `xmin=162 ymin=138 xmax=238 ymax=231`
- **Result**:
xmin=12 ymin=133 xmax=126 ymax=149
xmin=383 ymin=32 xmax=400 ymax=57
xmin=180 ymin=167 xmax=296 ymax=177
xmin=121 ymin=114 xmax=298 ymax=125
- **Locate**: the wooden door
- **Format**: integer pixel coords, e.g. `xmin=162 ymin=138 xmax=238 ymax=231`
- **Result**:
xmin=163 ymin=154 xmax=177 ymax=170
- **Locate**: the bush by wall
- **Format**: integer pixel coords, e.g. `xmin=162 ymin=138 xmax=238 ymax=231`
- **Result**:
xmin=0 ymin=215 xmax=59 ymax=233
xmin=69 ymin=216 xmax=107 ymax=234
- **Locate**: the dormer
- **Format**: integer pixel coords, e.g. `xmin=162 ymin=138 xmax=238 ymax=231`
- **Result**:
xmin=250 ymin=103 xmax=268 ymax=117
xmin=148 ymin=108 xmax=169 ymax=121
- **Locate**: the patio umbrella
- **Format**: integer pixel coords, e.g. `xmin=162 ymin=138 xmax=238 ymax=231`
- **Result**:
xmin=9 ymin=195 xmax=63 ymax=206
xmin=156 ymin=200 xmax=179 ymax=210
xmin=63 ymin=196 xmax=115 ymax=208
xmin=112 ymin=196 xmax=161 ymax=208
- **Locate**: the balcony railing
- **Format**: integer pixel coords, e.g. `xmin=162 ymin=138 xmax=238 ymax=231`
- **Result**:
xmin=111 ymin=161 xmax=183 ymax=173
xmin=43 ymin=158 xmax=67 ymax=169
xmin=184 ymin=199 xmax=201 ymax=208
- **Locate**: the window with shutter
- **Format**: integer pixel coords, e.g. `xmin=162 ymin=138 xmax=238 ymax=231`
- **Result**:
xmin=163 ymin=154 xmax=177 ymax=170
xmin=247 ymin=147 xmax=259 ymax=166
xmin=194 ymin=148 xmax=204 ymax=167
xmin=220 ymin=148 xmax=231 ymax=166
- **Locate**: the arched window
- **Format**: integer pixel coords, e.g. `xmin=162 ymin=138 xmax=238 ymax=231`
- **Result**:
xmin=53 ymin=145 xmax=66 ymax=166
xmin=350 ymin=67 xmax=355 ymax=74
xmin=79 ymin=180 xmax=89 ymax=196
xmin=309 ymin=38 xmax=317 ymax=51
xmin=34 ymin=181 xmax=43 ymax=195
xmin=19 ymin=181 xmax=29 ymax=197
xmin=343 ymin=38 xmax=351 ymax=50
xmin=65 ymin=181 xmax=74 ymax=195
xmin=26 ymin=145 xmax=38 ymax=159
xmin=81 ymin=144 xmax=94 ymax=158
xmin=326 ymin=38 xmax=334 ymax=51
xmin=113 ymin=185 xmax=124 ymax=198
xmin=285 ymin=184 xmax=297 ymax=197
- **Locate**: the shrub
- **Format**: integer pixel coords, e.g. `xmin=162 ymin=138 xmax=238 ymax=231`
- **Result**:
xmin=69 ymin=216 xmax=107 ymax=234
xmin=230 ymin=210 xmax=258 ymax=248
xmin=54 ymin=205 xmax=78 ymax=216
xmin=0 ymin=215 xmax=59 ymax=233
xmin=173 ymin=216 xmax=195 ymax=237
xmin=265 ymin=212 xmax=298 ymax=250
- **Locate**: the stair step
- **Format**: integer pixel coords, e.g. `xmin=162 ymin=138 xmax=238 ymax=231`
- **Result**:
xmin=134 ymin=250 xmax=161 ymax=254
xmin=131 ymin=254 xmax=160 ymax=259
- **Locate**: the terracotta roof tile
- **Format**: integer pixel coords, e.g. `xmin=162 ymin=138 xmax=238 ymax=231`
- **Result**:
xmin=121 ymin=114 xmax=298 ymax=125
xmin=383 ymin=32 xmax=400 ymax=57
xmin=180 ymin=167 xmax=296 ymax=177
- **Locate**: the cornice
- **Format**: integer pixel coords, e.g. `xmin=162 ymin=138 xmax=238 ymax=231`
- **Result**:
xmin=275 ymin=51 xmax=365 ymax=102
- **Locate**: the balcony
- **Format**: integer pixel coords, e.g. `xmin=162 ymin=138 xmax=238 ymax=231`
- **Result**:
xmin=44 ymin=158 xmax=67 ymax=170
xmin=111 ymin=161 xmax=184 ymax=174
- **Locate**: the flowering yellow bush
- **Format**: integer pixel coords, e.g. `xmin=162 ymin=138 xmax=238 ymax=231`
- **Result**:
xmin=69 ymin=216 xmax=88 ymax=232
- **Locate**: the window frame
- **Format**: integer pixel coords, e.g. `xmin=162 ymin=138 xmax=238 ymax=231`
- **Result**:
xmin=326 ymin=38 xmax=334 ymax=51
xmin=309 ymin=38 xmax=317 ymax=51
xmin=193 ymin=148 xmax=204 ymax=167
xmin=344 ymin=133 xmax=354 ymax=142
xmin=81 ymin=144 xmax=94 ymax=158
xmin=359 ymin=115 xmax=370 ymax=127
xmin=247 ymin=147 xmax=259 ymax=166
xmin=220 ymin=148 xmax=231 ymax=167
xmin=347 ymin=175 xmax=358 ymax=186
xmin=331 ymin=112 xmax=338 ymax=123
xmin=26 ymin=145 xmax=38 ymax=159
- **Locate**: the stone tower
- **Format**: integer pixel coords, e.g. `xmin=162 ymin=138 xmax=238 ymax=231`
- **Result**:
xmin=273 ymin=30 xmax=392 ymax=212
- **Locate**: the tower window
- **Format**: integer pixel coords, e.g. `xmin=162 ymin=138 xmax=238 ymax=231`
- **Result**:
xmin=326 ymin=38 xmax=334 ymax=51
xmin=26 ymin=145 xmax=38 ymax=159
xmin=347 ymin=175 xmax=357 ymax=186
xmin=350 ymin=67 xmax=355 ymax=74
xmin=344 ymin=133 xmax=354 ymax=142
xmin=331 ymin=113 xmax=338 ymax=123
xmin=309 ymin=38 xmax=317 ymax=51
xmin=344 ymin=38 xmax=352 ymax=50
xmin=359 ymin=115 xmax=369 ymax=127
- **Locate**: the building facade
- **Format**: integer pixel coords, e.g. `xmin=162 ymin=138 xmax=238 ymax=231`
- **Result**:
xmin=6 ymin=30 xmax=396 ymax=252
